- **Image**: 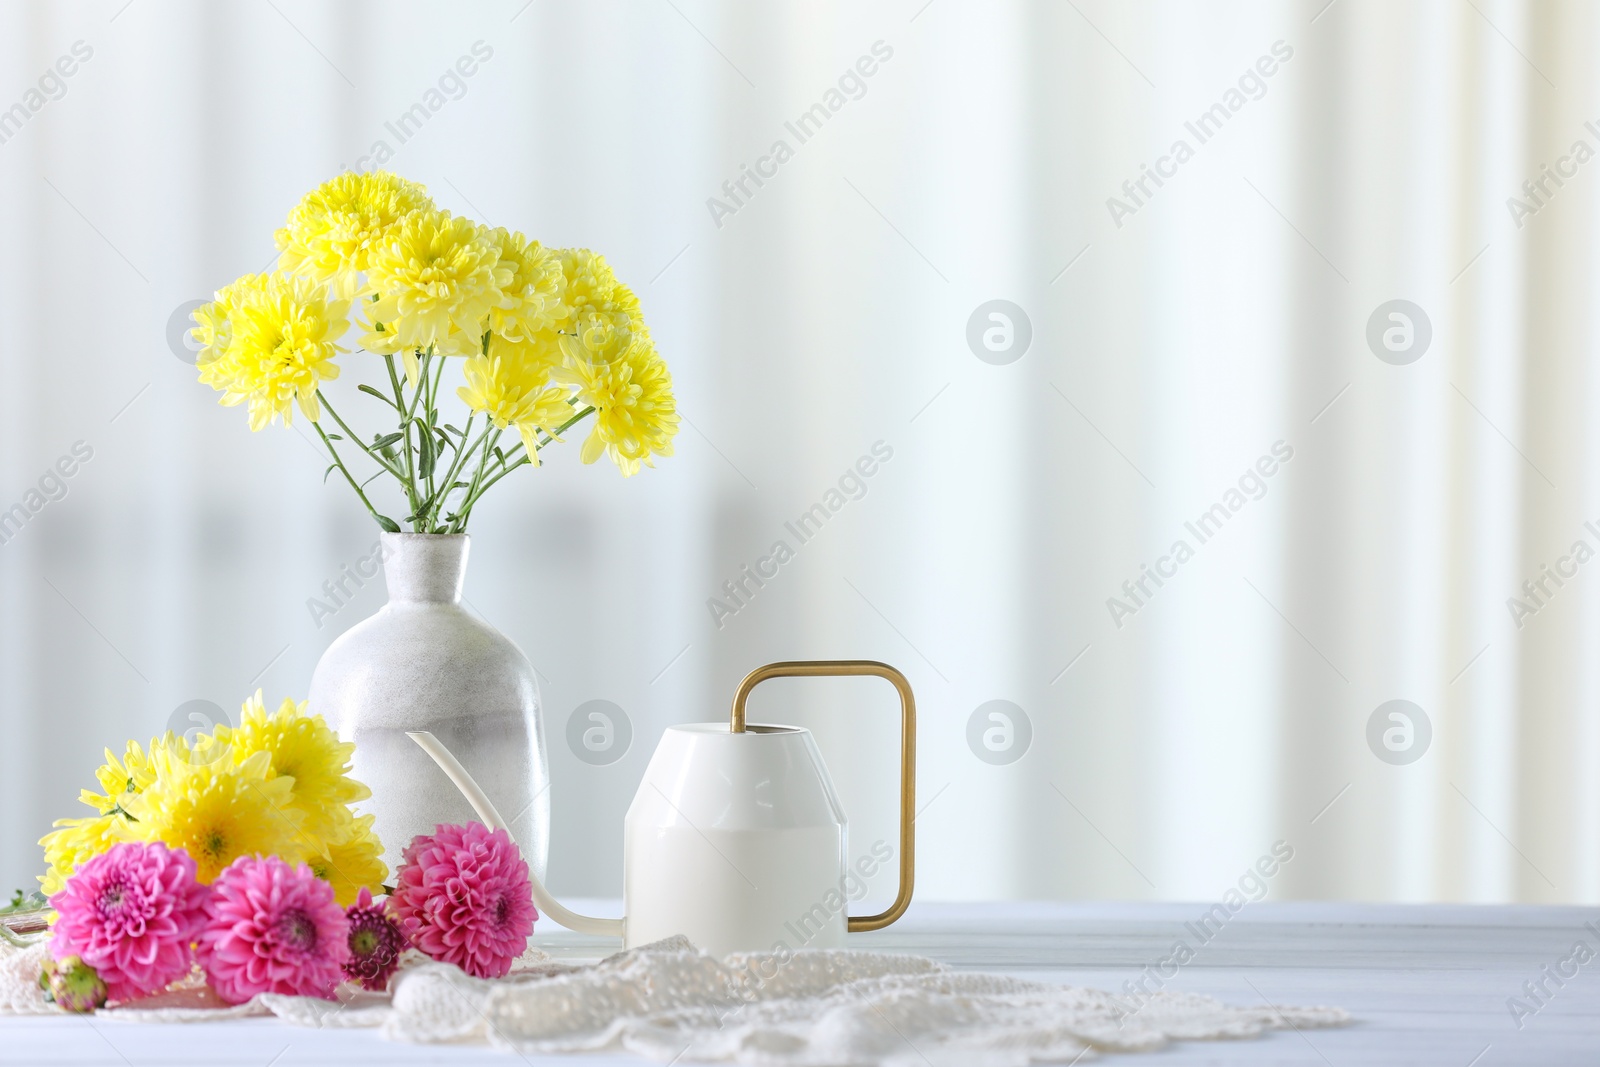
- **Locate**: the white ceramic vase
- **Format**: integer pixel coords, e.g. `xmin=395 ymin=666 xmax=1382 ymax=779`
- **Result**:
xmin=307 ymin=532 xmax=549 ymax=879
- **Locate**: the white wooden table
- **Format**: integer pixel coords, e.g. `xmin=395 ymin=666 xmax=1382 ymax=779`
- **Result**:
xmin=5 ymin=901 xmax=1598 ymax=1065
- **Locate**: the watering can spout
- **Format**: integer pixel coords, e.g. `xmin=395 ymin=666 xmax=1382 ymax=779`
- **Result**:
xmin=406 ymin=731 xmax=625 ymax=939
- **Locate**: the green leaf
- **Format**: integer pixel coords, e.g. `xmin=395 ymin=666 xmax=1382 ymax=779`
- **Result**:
xmin=0 ymin=889 xmax=45 ymax=916
xmin=372 ymin=432 xmax=404 ymax=449
xmin=327 ymin=433 xmax=343 ymax=441
xmin=323 ymin=463 xmax=338 ymax=484
xmin=374 ymin=514 xmax=401 ymax=533
xmin=359 ymin=384 xmax=398 ymax=408
xmin=419 ymin=429 xmax=436 ymax=479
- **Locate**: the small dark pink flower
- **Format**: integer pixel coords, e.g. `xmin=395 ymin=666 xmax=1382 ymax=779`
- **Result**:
xmin=342 ymin=887 xmax=406 ymax=991
xmin=48 ymin=841 xmax=210 ymax=1002
xmin=391 ymin=822 xmax=536 ymax=979
xmin=195 ymin=855 xmax=350 ymax=1004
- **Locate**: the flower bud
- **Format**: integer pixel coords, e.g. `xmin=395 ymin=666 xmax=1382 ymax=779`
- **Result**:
xmin=41 ymin=955 xmax=107 ymax=1013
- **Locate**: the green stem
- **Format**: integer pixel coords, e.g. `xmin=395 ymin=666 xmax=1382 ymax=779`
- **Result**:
xmin=458 ymin=405 xmax=597 ymax=518
xmin=545 ymin=403 xmax=597 ymax=447
xmin=412 ymin=357 xmax=480 ymax=532
xmin=408 ymin=349 xmax=441 ymax=528
xmin=467 ymin=453 xmax=529 ymax=504
xmin=423 ymin=370 xmax=439 ymax=515
xmin=430 ymin=354 xmax=446 ymax=415
xmin=312 ymin=421 xmax=391 ymax=529
xmin=384 ymin=353 xmax=424 ymax=528
xmin=315 ymin=390 xmax=406 ymax=480
xmin=438 ymin=413 xmax=478 ymax=489
xmin=449 ymin=428 xmax=505 ymax=533
xmin=405 ymin=349 xmax=429 ymax=422
xmin=422 ymin=419 xmax=491 ymax=532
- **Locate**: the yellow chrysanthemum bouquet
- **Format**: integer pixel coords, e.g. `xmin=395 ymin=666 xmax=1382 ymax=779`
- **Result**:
xmin=193 ymin=171 xmax=678 ymax=532
xmin=38 ymin=692 xmax=385 ymax=905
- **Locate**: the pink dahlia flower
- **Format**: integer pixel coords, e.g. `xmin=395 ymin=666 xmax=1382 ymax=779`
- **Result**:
xmin=48 ymin=841 xmax=209 ymax=1002
xmin=195 ymin=855 xmax=350 ymax=1004
xmin=342 ymin=887 xmax=407 ymax=991
xmin=392 ymin=822 xmax=536 ymax=979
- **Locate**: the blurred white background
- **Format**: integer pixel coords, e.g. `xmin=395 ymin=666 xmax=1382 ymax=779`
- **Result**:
xmin=2 ymin=0 xmax=1597 ymax=905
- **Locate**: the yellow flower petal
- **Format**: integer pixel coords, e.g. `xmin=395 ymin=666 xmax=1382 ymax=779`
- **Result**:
xmin=359 ymin=210 xmax=507 ymax=359
xmin=559 ymin=332 xmax=678 ymax=477
xmin=121 ymin=740 xmax=304 ymax=883
xmin=193 ymin=273 xmax=349 ymax=432
xmin=276 ymin=170 xmax=434 ymax=299
xmin=487 ymin=228 xmax=565 ymax=341
xmin=307 ymin=814 xmax=389 ymax=907
xmin=210 ymin=691 xmax=371 ymax=848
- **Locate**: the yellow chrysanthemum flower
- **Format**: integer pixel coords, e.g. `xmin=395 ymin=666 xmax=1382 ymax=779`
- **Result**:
xmin=276 ymin=170 xmax=435 ymax=300
xmin=459 ymin=334 xmax=578 ymax=465
xmin=307 ymin=814 xmax=389 ymax=907
xmin=79 ymin=738 xmax=159 ymax=815
xmin=559 ymin=330 xmax=679 ymax=476
xmin=38 ymin=815 xmax=127 ymax=896
xmin=38 ymin=736 xmax=170 ymax=892
xmin=565 ymin=315 xmax=632 ymax=372
xmin=488 ymin=329 xmax=565 ymax=384
xmin=191 ymin=296 xmax=237 ymax=369
xmin=122 ymin=742 xmax=304 ymax=883
xmin=556 ymin=248 xmax=641 ymax=348
xmin=193 ymin=273 xmax=274 ymax=388
xmin=361 ymin=210 xmax=510 ymax=377
xmin=211 ymin=691 xmax=370 ymax=847
xmin=35 ymin=700 xmax=378 ymax=895
xmin=191 ymin=301 xmax=231 ymax=365
xmin=487 ymin=228 xmax=565 ymax=342
xmin=193 ymin=273 xmax=351 ymax=431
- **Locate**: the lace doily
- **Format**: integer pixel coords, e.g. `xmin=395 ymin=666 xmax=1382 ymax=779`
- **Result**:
xmin=1 ymin=936 xmax=1349 ymax=1064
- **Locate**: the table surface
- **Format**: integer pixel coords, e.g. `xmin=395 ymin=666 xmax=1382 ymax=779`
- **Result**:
xmin=5 ymin=900 xmax=1598 ymax=1066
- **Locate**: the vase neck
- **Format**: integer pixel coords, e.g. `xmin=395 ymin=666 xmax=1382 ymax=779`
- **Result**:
xmin=382 ymin=533 xmax=469 ymax=604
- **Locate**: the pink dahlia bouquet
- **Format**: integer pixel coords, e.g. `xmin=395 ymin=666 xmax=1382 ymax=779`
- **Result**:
xmin=39 ymin=808 xmax=540 ymax=1009
xmin=48 ymin=842 xmax=209 ymax=1003
xmin=195 ymin=855 xmax=351 ymax=1004
xmin=47 ymin=849 xmax=419 ymax=1008
xmin=391 ymin=822 xmax=536 ymax=979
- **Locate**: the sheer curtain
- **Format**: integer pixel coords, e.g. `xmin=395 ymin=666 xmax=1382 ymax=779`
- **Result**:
xmin=0 ymin=0 xmax=1595 ymax=904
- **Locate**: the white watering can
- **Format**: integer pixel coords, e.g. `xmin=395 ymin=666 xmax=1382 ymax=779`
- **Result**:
xmin=409 ymin=660 xmax=915 ymax=958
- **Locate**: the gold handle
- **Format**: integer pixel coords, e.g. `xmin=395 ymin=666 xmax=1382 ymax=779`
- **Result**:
xmin=730 ymin=659 xmax=915 ymax=933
